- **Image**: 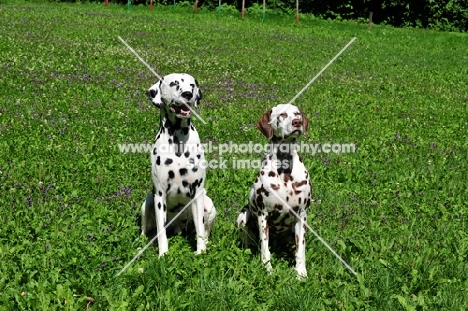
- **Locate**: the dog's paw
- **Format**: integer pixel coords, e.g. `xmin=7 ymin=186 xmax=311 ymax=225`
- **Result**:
xmin=195 ymin=236 xmax=207 ymax=255
xmin=158 ymin=247 xmax=169 ymax=257
xmin=194 ymin=249 xmax=207 ymax=255
xmin=295 ymin=267 xmax=308 ymax=279
xmin=195 ymin=245 xmax=207 ymax=255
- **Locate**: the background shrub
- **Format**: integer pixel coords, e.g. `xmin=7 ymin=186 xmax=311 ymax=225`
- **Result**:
xmin=50 ymin=0 xmax=468 ymax=31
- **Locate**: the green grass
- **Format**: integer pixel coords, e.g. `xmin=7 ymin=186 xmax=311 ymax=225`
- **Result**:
xmin=1 ymin=1 xmax=468 ymax=309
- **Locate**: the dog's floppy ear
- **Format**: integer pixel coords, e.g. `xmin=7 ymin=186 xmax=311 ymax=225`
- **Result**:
xmin=301 ymin=110 xmax=309 ymax=134
xmin=147 ymin=80 xmax=163 ymax=108
xmin=194 ymin=79 xmax=202 ymax=106
xmin=256 ymin=109 xmax=273 ymax=140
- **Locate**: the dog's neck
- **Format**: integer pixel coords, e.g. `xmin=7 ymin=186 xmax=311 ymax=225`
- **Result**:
xmin=158 ymin=106 xmax=193 ymax=139
xmin=267 ymin=137 xmax=298 ymax=176
xmin=156 ymin=107 xmax=196 ymax=159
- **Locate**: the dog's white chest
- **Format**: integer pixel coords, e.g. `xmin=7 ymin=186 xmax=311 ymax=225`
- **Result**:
xmin=151 ymin=128 xmax=206 ymax=209
xmin=249 ymin=156 xmax=311 ymax=215
xmin=267 ymin=175 xmax=310 ymax=209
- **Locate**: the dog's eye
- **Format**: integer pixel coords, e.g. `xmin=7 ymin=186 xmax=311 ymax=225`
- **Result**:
xmin=278 ymin=113 xmax=288 ymax=119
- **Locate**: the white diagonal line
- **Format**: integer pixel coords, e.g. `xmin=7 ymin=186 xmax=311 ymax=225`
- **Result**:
xmin=269 ymin=190 xmax=358 ymax=276
xmin=117 ymin=36 xmax=206 ymax=125
xmin=287 ymin=37 xmax=356 ymax=105
xmin=269 ymin=37 xmax=357 ymax=124
xmin=118 ymin=36 xmax=164 ymax=80
xmin=116 ymin=189 xmax=206 ymax=277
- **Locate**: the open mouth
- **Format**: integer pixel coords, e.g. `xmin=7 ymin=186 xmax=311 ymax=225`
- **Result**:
xmin=170 ymin=103 xmax=191 ymax=118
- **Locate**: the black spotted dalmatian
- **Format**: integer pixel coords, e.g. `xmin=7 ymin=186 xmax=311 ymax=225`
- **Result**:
xmin=237 ymin=104 xmax=311 ymax=277
xmin=141 ymin=73 xmax=216 ymax=256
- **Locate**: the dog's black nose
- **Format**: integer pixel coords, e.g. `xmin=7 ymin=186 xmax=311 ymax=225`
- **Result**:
xmin=147 ymin=89 xmax=157 ymax=99
xmin=181 ymin=91 xmax=192 ymax=100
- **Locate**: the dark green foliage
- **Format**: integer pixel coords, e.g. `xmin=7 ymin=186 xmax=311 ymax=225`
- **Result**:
xmin=377 ymin=0 xmax=468 ymax=31
xmin=45 ymin=0 xmax=468 ymax=31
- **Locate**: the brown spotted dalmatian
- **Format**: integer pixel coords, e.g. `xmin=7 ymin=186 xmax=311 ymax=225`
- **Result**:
xmin=141 ymin=73 xmax=216 ymax=256
xmin=237 ymin=104 xmax=311 ymax=277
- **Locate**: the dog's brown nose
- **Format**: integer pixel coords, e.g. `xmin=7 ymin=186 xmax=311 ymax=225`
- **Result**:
xmin=292 ymin=118 xmax=302 ymax=128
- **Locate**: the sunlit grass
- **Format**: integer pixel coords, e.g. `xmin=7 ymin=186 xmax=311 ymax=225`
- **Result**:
xmin=0 ymin=1 xmax=467 ymax=309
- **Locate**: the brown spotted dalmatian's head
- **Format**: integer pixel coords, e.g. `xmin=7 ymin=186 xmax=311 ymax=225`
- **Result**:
xmin=256 ymin=104 xmax=309 ymax=141
xmin=146 ymin=73 xmax=202 ymax=119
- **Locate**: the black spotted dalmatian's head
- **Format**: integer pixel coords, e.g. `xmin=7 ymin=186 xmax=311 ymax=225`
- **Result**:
xmin=256 ymin=104 xmax=309 ymax=141
xmin=146 ymin=73 xmax=202 ymax=119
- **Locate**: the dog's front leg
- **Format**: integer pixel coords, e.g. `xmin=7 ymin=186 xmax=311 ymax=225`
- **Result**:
xmin=294 ymin=211 xmax=307 ymax=278
xmin=203 ymin=195 xmax=216 ymax=238
xmin=237 ymin=206 xmax=251 ymax=248
xmin=192 ymin=193 xmax=207 ymax=254
xmin=154 ymin=192 xmax=168 ymax=256
xmin=258 ymin=212 xmax=273 ymax=273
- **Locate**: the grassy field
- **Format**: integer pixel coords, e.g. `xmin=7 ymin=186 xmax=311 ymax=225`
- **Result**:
xmin=1 ymin=1 xmax=468 ymax=309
